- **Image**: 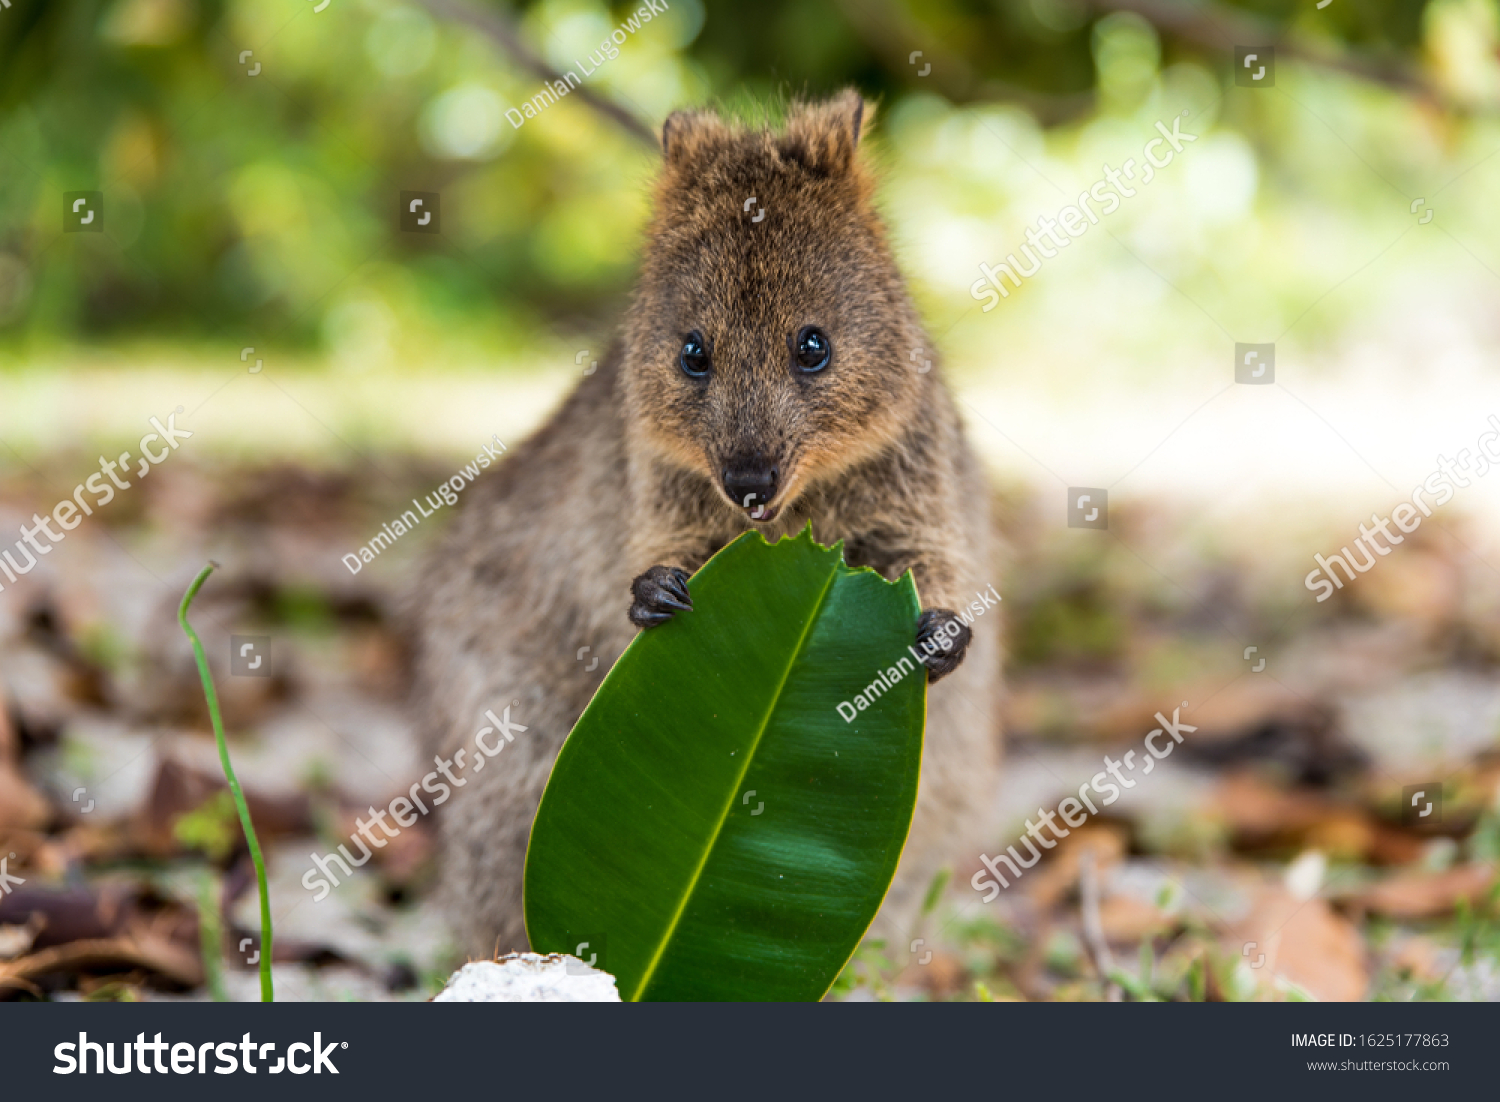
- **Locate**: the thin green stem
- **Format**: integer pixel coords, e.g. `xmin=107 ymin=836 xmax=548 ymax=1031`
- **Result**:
xmin=178 ymin=562 xmax=274 ymax=1002
xmin=195 ymin=869 xmax=229 ymax=1003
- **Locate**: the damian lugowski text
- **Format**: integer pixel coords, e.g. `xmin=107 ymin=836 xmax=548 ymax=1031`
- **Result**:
xmin=342 ymin=434 xmax=505 ymax=574
xmin=836 ymin=584 xmax=1001 ymax=722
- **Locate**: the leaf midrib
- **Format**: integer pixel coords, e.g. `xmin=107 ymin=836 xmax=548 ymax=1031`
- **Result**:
xmin=629 ymin=560 xmax=841 ymax=1001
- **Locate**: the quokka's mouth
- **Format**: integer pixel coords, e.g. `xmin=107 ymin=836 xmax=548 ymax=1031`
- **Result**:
xmin=731 ymin=494 xmax=779 ymax=524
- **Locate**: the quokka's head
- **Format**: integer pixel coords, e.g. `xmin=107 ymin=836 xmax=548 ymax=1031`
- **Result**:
xmin=621 ymin=89 xmax=929 ymax=525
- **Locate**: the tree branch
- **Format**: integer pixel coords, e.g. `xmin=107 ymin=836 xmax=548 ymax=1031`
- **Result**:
xmin=413 ymin=0 xmax=659 ymax=147
xmin=1089 ymin=0 xmax=1459 ymax=112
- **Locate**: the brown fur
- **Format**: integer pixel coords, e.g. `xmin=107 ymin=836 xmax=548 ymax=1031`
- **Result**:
xmin=411 ymin=90 xmax=1002 ymax=957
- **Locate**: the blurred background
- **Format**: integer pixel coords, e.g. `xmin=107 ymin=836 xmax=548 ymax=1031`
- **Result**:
xmin=1 ymin=0 xmax=1499 ymax=1001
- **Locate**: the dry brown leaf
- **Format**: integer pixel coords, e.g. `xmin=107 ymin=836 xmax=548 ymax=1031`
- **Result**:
xmin=0 ymin=762 xmax=52 ymax=830
xmin=1227 ymin=886 xmax=1368 ymax=1002
xmin=0 ymin=882 xmax=124 ymax=946
xmin=1098 ymin=894 xmax=1174 ymax=944
xmin=1364 ymin=823 xmax=1428 ymax=867
xmin=1210 ymin=773 xmax=1384 ymax=861
xmin=897 ymin=951 xmax=967 ymax=999
xmin=1302 ymin=811 xmax=1376 ymax=861
xmin=0 ymin=691 xmax=16 ymax=762
xmin=0 ymin=934 xmax=201 ymax=996
xmin=331 ymin=809 xmax=432 ymax=880
xmin=1388 ymin=935 xmax=1444 ymax=983
xmin=137 ymin=755 xmax=312 ymax=855
xmin=349 ymin=628 xmax=410 ymax=698
xmin=0 ymin=829 xmax=49 ymax=868
xmin=1212 ymin=772 xmax=1329 ymax=836
xmin=1358 ymin=549 xmax=1461 ymax=634
xmin=1086 ymin=677 xmax=1316 ymax=746
xmin=1344 ymin=864 xmax=1495 ymax=920
xmin=53 ymin=824 xmax=130 ymax=867
xmin=1021 ymin=825 xmax=1128 ymax=911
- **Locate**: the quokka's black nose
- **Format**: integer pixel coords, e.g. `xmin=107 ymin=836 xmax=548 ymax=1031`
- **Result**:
xmin=723 ymin=463 xmax=779 ymax=510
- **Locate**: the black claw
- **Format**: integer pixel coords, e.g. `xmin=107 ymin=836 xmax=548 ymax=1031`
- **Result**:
xmin=915 ymin=607 xmax=971 ymax=683
xmin=629 ymin=564 xmax=695 ymax=629
xmin=661 ymin=568 xmax=692 ymax=604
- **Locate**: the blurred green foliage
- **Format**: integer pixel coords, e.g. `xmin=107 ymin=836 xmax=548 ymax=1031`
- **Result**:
xmin=0 ymin=0 xmax=1492 ymax=366
xmin=173 ymin=788 xmax=240 ymax=860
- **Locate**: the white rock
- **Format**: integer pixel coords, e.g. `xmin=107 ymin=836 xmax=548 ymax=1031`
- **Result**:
xmin=1284 ymin=850 xmax=1327 ymax=902
xmin=432 ymin=954 xmax=620 ymax=1002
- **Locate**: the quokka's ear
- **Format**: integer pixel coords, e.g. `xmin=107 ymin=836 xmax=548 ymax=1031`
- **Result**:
xmin=660 ymin=107 xmax=729 ymax=167
xmin=779 ymin=88 xmax=874 ymax=176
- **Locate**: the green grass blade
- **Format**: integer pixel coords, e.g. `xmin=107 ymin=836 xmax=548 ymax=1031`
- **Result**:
xmin=178 ymin=562 xmax=274 ymax=1002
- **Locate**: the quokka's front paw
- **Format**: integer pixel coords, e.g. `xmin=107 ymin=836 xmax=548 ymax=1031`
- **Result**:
xmin=915 ymin=608 xmax=970 ymax=682
xmin=629 ymin=565 xmax=693 ymax=628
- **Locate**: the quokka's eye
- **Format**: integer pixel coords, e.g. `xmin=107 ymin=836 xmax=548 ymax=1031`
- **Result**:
xmin=794 ymin=326 xmax=832 ymax=373
xmin=680 ymin=332 xmax=710 ymax=377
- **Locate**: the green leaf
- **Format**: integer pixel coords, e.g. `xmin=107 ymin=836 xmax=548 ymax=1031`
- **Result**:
xmin=921 ymin=866 xmax=952 ymax=916
xmin=172 ymin=790 xmax=238 ymax=861
xmin=524 ymin=526 xmax=926 ymax=1001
